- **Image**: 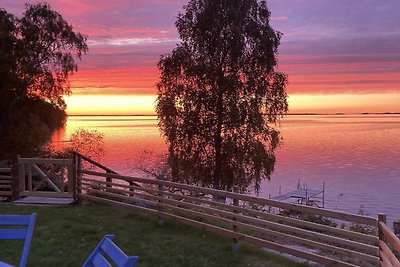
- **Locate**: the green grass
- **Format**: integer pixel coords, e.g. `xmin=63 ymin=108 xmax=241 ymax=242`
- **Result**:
xmin=0 ymin=203 xmax=308 ymax=267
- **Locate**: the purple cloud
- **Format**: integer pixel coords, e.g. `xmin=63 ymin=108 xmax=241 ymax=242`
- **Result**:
xmin=2 ymin=0 xmax=399 ymax=99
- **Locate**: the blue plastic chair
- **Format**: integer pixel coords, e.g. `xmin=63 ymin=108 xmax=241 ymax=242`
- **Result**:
xmin=0 ymin=213 xmax=37 ymax=267
xmin=82 ymin=235 xmax=138 ymax=267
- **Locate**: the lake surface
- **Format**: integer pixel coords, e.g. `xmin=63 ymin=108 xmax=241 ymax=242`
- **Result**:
xmin=52 ymin=114 xmax=400 ymax=226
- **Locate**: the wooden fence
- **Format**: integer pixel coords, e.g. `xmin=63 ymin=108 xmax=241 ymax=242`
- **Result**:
xmin=73 ymin=153 xmax=400 ymax=267
xmin=378 ymin=214 xmax=400 ymax=267
xmin=0 ymin=157 xmax=75 ymax=200
xmin=0 ymin=167 xmax=12 ymax=198
xmin=3 ymin=154 xmax=400 ymax=266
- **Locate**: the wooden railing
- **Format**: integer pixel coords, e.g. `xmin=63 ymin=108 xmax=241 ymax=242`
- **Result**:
xmin=4 ymin=153 xmax=400 ymax=266
xmin=0 ymin=167 xmax=12 ymax=198
xmin=72 ymin=151 xmax=140 ymax=200
xmin=378 ymin=214 xmax=400 ymax=267
xmin=76 ymin=167 xmax=399 ymax=267
xmin=12 ymin=157 xmax=74 ymax=199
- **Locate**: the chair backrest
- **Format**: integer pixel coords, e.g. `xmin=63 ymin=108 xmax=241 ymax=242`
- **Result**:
xmin=0 ymin=213 xmax=37 ymax=267
xmin=82 ymin=235 xmax=138 ymax=267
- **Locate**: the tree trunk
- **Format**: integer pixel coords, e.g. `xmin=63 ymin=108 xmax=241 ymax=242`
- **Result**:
xmin=213 ymin=89 xmax=223 ymax=191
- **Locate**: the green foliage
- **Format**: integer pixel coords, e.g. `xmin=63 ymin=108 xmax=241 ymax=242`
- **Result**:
xmin=0 ymin=3 xmax=87 ymax=159
xmin=157 ymin=0 xmax=288 ymax=192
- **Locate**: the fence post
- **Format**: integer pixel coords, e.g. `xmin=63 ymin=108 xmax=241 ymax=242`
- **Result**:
xmin=74 ymin=152 xmax=83 ymax=201
xmin=157 ymin=176 xmax=165 ymax=226
xmin=106 ymin=170 xmax=112 ymax=192
xmin=128 ymin=181 xmax=135 ymax=197
xmin=11 ymin=155 xmax=20 ymax=201
xmin=72 ymin=153 xmax=78 ymax=201
xmin=378 ymin=213 xmax=387 ymax=241
xmin=232 ymin=186 xmax=239 ymax=253
xmin=378 ymin=213 xmax=387 ymax=264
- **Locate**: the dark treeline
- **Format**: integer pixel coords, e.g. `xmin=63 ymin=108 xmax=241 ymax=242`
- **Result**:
xmin=0 ymin=2 xmax=87 ymax=159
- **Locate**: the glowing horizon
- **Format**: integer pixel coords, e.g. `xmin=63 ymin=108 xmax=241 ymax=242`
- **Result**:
xmin=65 ymin=93 xmax=400 ymax=115
xmin=4 ymin=0 xmax=400 ymax=114
xmin=65 ymin=94 xmax=156 ymax=115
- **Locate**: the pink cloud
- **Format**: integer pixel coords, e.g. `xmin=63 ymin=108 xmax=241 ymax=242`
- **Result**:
xmin=2 ymin=0 xmax=400 ymax=101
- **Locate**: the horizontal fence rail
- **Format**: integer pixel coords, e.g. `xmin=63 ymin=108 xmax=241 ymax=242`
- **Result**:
xmin=16 ymin=157 xmax=74 ymax=199
xmin=7 ymin=154 xmax=399 ymax=267
xmin=378 ymin=214 xmax=400 ymax=267
xmin=0 ymin=167 xmax=12 ymax=197
xmin=77 ymin=168 xmax=389 ymax=267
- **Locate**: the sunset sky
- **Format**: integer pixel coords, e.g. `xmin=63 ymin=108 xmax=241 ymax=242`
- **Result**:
xmin=3 ymin=0 xmax=400 ymax=115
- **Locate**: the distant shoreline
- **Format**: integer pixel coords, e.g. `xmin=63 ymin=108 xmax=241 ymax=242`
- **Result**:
xmin=66 ymin=112 xmax=400 ymax=116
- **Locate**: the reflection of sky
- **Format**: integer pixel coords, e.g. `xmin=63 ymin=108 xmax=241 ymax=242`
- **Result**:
xmin=52 ymin=115 xmax=400 ymax=224
xmin=262 ymin=114 xmax=400 ymax=227
xmin=3 ymin=1 xmax=400 ymax=113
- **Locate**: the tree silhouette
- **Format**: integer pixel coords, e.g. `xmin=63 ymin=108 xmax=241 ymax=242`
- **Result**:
xmin=0 ymin=3 xmax=87 ymax=158
xmin=157 ymin=0 xmax=288 ymax=192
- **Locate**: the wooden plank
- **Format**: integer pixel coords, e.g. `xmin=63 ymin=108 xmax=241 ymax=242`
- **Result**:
xmin=83 ymin=186 xmax=379 ymax=260
xmin=0 ymin=191 xmax=11 ymax=196
xmin=80 ymin=177 xmax=378 ymax=245
xmin=0 ymin=168 xmax=11 ymax=172
xmin=31 ymin=164 xmax=61 ymax=192
xmin=67 ymin=164 xmax=73 ymax=194
xmin=380 ymin=249 xmax=394 ymax=267
xmin=0 ymin=175 xmax=11 ymax=179
xmin=380 ymin=222 xmax=400 ymax=253
xmin=0 ymin=180 xmax=11 ymax=184
xmin=19 ymin=163 xmax=24 ymax=192
xmin=0 ymin=185 xmax=11 ymax=189
xmin=59 ymin=166 xmax=65 ymax=193
xmin=19 ymin=158 xmax=73 ymax=165
xmin=159 ymin=188 xmax=378 ymax=244
xmin=13 ymin=196 xmax=74 ymax=205
xmin=380 ymin=240 xmax=400 ymax=267
xmin=20 ymin=191 xmax=73 ymax=198
xmin=162 ymin=200 xmax=378 ymax=259
xmin=12 ymin=163 xmax=20 ymax=201
xmin=80 ymin=194 xmax=359 ymax=267
xmin=73 ymin=152 xmax=117 ymax=174
xmin=27 ymin=163 xmax=32 ymax=192
xmin=81 ymin=170 xmax=378 ymax=225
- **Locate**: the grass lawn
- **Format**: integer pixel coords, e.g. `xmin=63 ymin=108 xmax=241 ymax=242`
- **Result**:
xmin=0 ymin=203 xmax=308 ymax=267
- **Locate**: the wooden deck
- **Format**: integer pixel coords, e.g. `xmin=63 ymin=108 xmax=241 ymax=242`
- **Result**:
xmin=13 ymin=196 xmax=74 ymax=205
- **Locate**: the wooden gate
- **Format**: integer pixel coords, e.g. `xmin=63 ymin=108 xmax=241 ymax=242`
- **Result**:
xmin=15 ymin=157 xmax=75 ymax=199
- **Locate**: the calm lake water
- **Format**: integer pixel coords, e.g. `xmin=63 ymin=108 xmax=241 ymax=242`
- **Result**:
xmin=52 ymin=114 xmax=400 ymax=225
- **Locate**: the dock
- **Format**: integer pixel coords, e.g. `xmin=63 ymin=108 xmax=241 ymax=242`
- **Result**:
xmin=272 ymin=181 xmax=325 ymax=208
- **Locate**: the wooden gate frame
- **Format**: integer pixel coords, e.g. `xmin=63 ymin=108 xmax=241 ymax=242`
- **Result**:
xmin=12 ymin=157 xmax=74 ymax=199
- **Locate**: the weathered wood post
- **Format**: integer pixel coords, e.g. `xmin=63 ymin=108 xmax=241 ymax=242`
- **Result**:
xmin=106 ymin=170 xmax=112 ymax=192
xmin=73 ymin=152 xmax=83 ymax=202
xmin=11 ymin=155 xmax=20 ymax=201
xmin=67 ymin=160 xmax=74 ymax=197
xmin=157 ymin=175 xmax=165 ymax=226
xmin=378 ymin=213 xmax=387 ymax=264
xmin=378 ymin=213 xmax=387 ymax=241
xmin=393 ymin=220 xmax=400 ymax=238
xmin=128 ymin=181 xmax=135 ymax=197
xmin=72 ymin=152 xmax=79 ymax=201
xmin=232 ymin=186 xmax=240 ymax=253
